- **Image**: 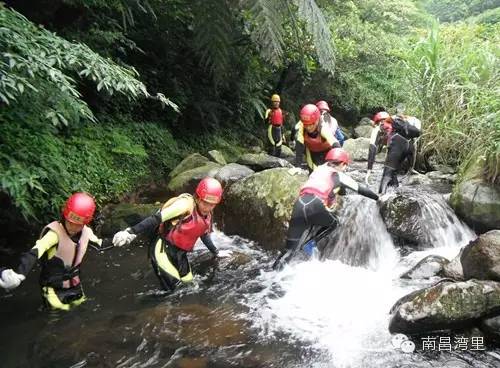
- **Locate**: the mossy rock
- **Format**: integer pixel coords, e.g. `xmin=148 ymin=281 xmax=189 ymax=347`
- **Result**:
xmin=207 ymin=150 xmax=227 ymax=166
xmin=168 ymin=153 xmax=210 ymax=180
xmin=99 ymin=203 xmax=159 ymax=237
xmin=451 ymin=155 xmax=500 ymax=232
xmin=167 ymin=162 xmax=222 ymax=195
xmin=389 ymin=280 xmax=500 ymax=335
xmin=217 ymin=168 xmax=307 ymax=250
xmin=236 ymin=153 xmax=293 ymax=171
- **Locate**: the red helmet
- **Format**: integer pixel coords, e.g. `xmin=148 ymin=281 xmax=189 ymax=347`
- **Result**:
xmin=300 ymin=104 xmax=320 ymax=125
xmin=63 ymin=192 xmax=96 ymax=225
xmin=325 ymin=148 xmax=350 ymax=165
xmin=373 ymin=111 xmax=390 ymax=123
xmin=316 ymin=100 xmax=330 ymax=112
xmin=196 ymin=177 xmax=223 ymax=204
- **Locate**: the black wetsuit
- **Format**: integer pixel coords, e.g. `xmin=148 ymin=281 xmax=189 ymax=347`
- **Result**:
xmin=379 ymin=117 xmax=421 ymax=194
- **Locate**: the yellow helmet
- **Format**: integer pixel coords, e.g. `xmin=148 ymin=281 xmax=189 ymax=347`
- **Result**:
xmin=271 ymin=94 xmax=280 ymax=102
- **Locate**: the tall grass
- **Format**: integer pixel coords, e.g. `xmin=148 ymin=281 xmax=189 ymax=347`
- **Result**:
xmin=404 ymin=21 xmax=499 ymax=183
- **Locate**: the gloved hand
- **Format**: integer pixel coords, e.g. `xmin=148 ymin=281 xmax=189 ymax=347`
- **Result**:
xmin=365 ymin=170 xmax=372 ymax=185
xmin=0 ymin=269 xmax=25 ymax=290
xmin=112 ymin=228 xmax=137 ymax=247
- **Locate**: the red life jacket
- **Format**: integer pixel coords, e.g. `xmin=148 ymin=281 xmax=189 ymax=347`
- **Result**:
xmin=269 ymin=108 xmax=283 ymax=126
xmin=300 ymin=164 xmax=338 ymax=207
xmin=303 ymin=125 xmax=331 ymax=152
xmin=167 ymin=208 xmax=212 ymax=252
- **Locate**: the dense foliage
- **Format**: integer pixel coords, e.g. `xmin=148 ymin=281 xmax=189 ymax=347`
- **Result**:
xmin=0 ymin=0 xmax=498 ymax=222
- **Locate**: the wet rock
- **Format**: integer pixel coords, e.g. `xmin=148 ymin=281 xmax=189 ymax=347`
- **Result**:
xmin=480 ymin=315 xmax=500 ymax=343
xmin=342 ymin=137 xmax=370 ymax=161
xmin=404 ymin=173 xmax=433 ymax=187
xmin=217 ymin=168 xmax=307 ymax=250
xmin=461 ymin=230 xmax=500 ymax=281
xmin=426 ymin=171 xmax=456 ymax=184
xmin=389 ymin=280 xmax=500 ymax=335
xmin=214 ymin=163 xmax=254 ymax=188
xmin=99 ymin=203 xmax=159 ymax=237
xmin=207 ymin=150 xmax=227 ymax=166
xmin=176 ymin=357 xmax=209 ymax=368
xmin=379 ymin=190 xmax=427 ymax=248
xmin=400 ymin=255 xmax=449 ymax=279
xmin=167 ymin=162 xmax=222 ymax=195
xmin=168 ymin=153 xmax=211 ymax=180
xmin=451 ymin=155 xmax=500 ymax=232
xmin=236 ymin=153 xmax=293 ymax=171
xmin=442 ymin=249 xmax=465 ymax=280
xmin=354 ymin=124 xmax=372 ymax=139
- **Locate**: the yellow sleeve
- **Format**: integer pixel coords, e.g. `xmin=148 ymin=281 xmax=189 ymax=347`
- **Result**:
xmin=160 ymin=196 xmax=194 ymax=222
xmin=296 ymin=122 xmax=305 ymax=144
xmin=33 ymin=230 xmax=59 ymax=259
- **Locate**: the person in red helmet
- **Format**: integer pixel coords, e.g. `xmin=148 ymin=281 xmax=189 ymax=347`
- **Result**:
xmin=316 ymin=100 xmax=345 ymax=146
xmin=265 ymin=94 xmax=285 ymax=157
xmin=112 ymin=177 xmax=223 ymax=291
xmin=365 ymin=111 xmax=394 ymax=184
xmin=0 ymin=192 xmax=106 ymax=310
xmin=273 ymin=148 xmax=378 ymax=270
xmin=295 ymin=104 xmax=341 ymax=172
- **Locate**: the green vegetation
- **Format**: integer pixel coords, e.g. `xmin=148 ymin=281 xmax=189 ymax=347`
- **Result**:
xmin=0 ymin=0 xmax=498 ymax=222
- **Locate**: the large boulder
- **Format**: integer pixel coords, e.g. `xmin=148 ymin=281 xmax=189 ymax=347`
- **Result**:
xmin=217 ymin=168 xmax=308 ymax=250
xmin=342 ymin=138 xmax=370 ymax=161
xmin=214 ymin=163 xmax=254 ymax=188
xmin=461 ymin=230 xmax=500 ymax=281
xmin=168 ymin=153 xmax=210 ymax=180
xmin=167 ymin=162 xmax=222 ymax=195
xmin=236 ymin=153 xmax=293 ymax=171
xmin=389 ymin=280 xmax=500 ymax=335
xmin=451 ymin=155 xmax=500 ymax=232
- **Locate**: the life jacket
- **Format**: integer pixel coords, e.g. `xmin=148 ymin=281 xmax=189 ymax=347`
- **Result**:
xmin=39 ymin=221 xmax=91 ymax=289
xmin=300 ymin=164 xmax=338 ymax=207
xmin=268 ymin=108 xmax=283 ymax=126
xmin=303 ymin=124 xmax=332 ymax=152
xmin=159 ymin=194 xmax=212 ymax=252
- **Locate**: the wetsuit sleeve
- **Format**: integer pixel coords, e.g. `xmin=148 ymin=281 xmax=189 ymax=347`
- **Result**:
xmin=130 ymin=197 xmax=193 ymax=235
xmin=367 ymin=125 xmax=381 ymax=170
xmin=200 ymin=234 xmax=218 ymax=255
xmin=16 ymin=230 xmax=59 ymax=276
xmin=338 ymin=172 xmax=379 ymax=200
xmin=130 ymin=212 xmax=162 ymax=235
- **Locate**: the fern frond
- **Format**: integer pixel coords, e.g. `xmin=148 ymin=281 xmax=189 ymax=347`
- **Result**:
xmin=294 ymin=0 xmax=335 ymax=73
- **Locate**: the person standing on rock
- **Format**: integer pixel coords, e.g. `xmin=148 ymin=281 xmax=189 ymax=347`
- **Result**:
xmin=112 ymin=177 xmax=223 ymax=291
xmin=0 ymin=192 xmax=108 ymax=311
xmin=393 ymin=103 xmax=422 ymax=174
xmin=316 ymin=100 xmax=345 ymax=147
xmin=265 ymin=94 xmax=285 ymax=158
xmin=365 ymin=111 xmax=394 ymax=185
xmin=273 ymin=148 xmax=379 ymax=270
xmin=377 ymin=113 xmax=422 ymax=194
xmin=295 ymin=104 xmax=341 ymax=172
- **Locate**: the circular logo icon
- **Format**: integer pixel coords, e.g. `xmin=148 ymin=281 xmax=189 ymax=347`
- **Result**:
xmin=400 ymin=340 xmax=416 ymax=353
xmin=391 ymin=333 xmax=409 ymax=349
